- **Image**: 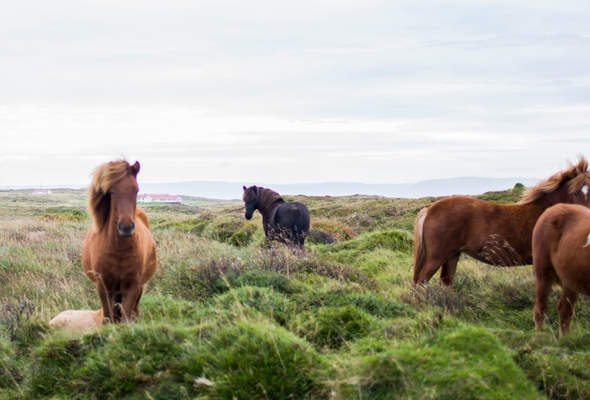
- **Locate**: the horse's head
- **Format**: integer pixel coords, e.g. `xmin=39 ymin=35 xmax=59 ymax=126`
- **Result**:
xmin=565 ymin=172 xmax=590 ymax=207
xmin=109 ymin=161 xmax=140 ymax=236
xmin=242 ymin=185 xmax=259 ymax=220
xmin=521 ymin=157 xmax=590 ymax=208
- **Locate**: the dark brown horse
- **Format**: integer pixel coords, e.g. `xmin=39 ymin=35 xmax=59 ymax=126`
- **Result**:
xmin=82 ymin=160 xmax=158 ymax=323
xmin=414 ymin=158 xmax=590 ymax=286
xmin=533 ymin=203 xmax=590 ymax=335
xmin=242 ymin=185 xmax=310 ymax=249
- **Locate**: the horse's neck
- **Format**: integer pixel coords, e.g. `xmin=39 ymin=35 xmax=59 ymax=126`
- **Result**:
xmin=257 ymin=189 xmax=284 ymax=218
xmin=518 ymin=201 xmax=546 ymax=223
xmin=533 ymin=189 xmax=568 ymax=210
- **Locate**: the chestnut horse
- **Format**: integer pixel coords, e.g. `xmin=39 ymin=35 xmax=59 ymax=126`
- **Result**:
xmin=533 ymin=203 xmax=590 ymax=335
xmin=82 ymin=160 xmax=158 ymax=323
xmin=242 ymin=185 xmax=310 ymax=249
xmin=414 ymin=158 xmax=590 ymax=286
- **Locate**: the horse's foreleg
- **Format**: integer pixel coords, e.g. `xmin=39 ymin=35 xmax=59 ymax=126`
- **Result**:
xmin=121 ymin=283 xmax=142 ymax=322
xmin=440 ymin=254 xmax=460 ymax=286
xmin=558 ymin=286 xmax=578 ymax=336
xmin=133 ymin=285 xmax=144 ymax=319
xmin=97 ymin=283 xmax=114 ymax=324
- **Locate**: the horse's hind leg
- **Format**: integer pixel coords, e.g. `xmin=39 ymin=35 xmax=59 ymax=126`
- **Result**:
xmin=533 ymin=260 xmax=556 ymax=330
xmin=558 ymin=286 xmax=578 ymax=336
xmin=440 ymin=254 xmax=460 ymax=286
xmin=416 ymin=258 xmax=445 ymax=286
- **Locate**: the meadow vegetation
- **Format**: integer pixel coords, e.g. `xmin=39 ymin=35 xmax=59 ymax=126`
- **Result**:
xmin=1 ymin=184 xmax=589 ymax=399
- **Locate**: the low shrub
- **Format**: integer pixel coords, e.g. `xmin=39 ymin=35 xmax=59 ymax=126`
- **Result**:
xmin=228 ymin=222 xmax=258 ymax=247
xmin=0 ymin=337 xmax=22 ymax=389
xmin=311 ymin=219 xmax=356 ymax=241
xmin=204 ymin=217 xmax=244 ymax=243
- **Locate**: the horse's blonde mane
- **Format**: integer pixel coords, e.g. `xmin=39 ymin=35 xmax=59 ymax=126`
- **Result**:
xmin=521 ymin=157 xmax=590 ymax=204
xmin=88 ymin=160 xmax=134 ymax=229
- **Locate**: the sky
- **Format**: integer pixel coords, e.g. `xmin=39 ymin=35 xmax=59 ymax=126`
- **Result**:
xmin=1 ymin=0 xmax=590 ymax=187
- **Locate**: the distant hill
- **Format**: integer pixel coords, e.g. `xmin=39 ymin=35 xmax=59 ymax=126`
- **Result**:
xmin=139 ymin=177 xmax=540 ymax=200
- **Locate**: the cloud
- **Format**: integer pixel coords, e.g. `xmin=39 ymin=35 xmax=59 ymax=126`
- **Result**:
xmin=1 ymin=1 xmax=590 ymax=186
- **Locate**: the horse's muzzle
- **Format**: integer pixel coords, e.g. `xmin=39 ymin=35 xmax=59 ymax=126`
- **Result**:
xmin=117 ymin=222 xmax=135 ymax=237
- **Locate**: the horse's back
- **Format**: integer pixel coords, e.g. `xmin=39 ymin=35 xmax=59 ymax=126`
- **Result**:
xmin=422 ymin=196 xmax=483 ymax=239
xmin=82 ymin=228 xmax=100 ymax=280
xmin=135 ymin=207 xmax=158 ymax=282
xmin=136 ymin=207 xmax=150 ymax=229
xmin=534 ymin=204 xmax=590 ymax=257
xmin=276 ymin=202 xmax=310 ymax=231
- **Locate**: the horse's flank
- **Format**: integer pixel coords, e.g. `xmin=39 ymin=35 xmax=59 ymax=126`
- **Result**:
xmin=532 ymin=203 xmax=590 ymax=335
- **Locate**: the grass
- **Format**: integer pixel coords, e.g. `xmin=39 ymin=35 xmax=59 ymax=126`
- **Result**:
xmin=2 ymin=188 xmax=590 ymax=399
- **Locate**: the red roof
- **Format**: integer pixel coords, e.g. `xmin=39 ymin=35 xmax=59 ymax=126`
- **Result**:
xmin=139 ymin=194 xmax=181 ymax=200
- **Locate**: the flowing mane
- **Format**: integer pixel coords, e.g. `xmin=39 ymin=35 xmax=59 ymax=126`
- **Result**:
xmin=257 ymin=186 xmax=284 ymax=207
xmin=88 ymin=160 xmax=134 ymax=229
xmin=521 ymin=157 xmax=590 ymax=205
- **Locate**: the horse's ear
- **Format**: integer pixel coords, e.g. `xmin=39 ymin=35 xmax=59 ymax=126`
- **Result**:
xmin=131 ymin=161 xmax=140 ymax=176
xmin=243 ymin=185 xmax=247 ymax=192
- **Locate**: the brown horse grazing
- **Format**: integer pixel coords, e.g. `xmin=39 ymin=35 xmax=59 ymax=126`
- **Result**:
xmin=414 ymin=158 xmax=590 ymax=286
xmin=82 ymin=160 xmax=158 ymax=323
xmin=532 ymin=203 xmax=590 ymax=335
xmin=242 ymin=185 xmax=310 ymax=249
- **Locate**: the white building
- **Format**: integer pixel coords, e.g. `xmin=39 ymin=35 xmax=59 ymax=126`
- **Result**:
xmin=138 ymin=194 xmax=182 ymax=204
xmin=31 ymin=189 xmax=52 ymax=195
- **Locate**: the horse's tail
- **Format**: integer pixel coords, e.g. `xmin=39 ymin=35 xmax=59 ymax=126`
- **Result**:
xmin=413 ymin=207 xmax=429 ymax=284
xmin=289 ymin=203 xmax=310 ymax=248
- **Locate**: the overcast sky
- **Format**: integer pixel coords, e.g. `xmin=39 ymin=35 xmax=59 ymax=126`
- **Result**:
xmin=1 ymin=0 xmax=590 ymax=187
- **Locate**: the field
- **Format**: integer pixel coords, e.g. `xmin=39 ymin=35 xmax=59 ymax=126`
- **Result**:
xmin=2 ymin=186 xmax=590 ymax=399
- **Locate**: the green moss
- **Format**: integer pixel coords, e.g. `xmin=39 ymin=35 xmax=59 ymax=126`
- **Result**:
xmin=202 ymin=321 xmax=328 ymax=399
xmin=515 ymin=334 xmax=590 ymax=400
xmin=290 ymin=305 xmax=377 ymax=349
xmin=231 ymin=270 xmax=300 ymax=294
xmin=347 ymin=325 xmax=540 ymax=399
xmin=321 ymin=229 xmax=413 ymax=265
xmin=140 ymin=295 xmax=204 ymax=323
xmin=31 ymin=336 xmax=87 ymax=396
xmin=214 ymin=286 xmax=296 ymax=325
xmin=72 ymin=324 xmax=193 ymax=399
xmin=297 ymin=289 xmax=408 ymax=319
xmin=13 ymin=319 xmax=49 ymax=353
